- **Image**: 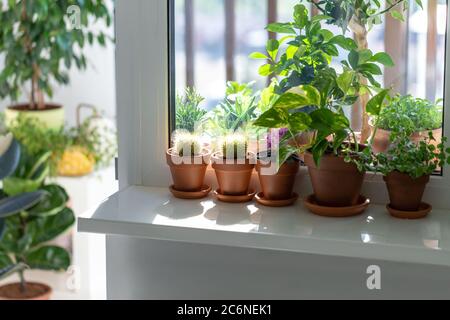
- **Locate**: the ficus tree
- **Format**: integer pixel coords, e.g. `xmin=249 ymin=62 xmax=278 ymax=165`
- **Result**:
xmin=0 ymin=0 xmax=113 ymax=110
xmin=307 ymin=0 xmax=424 ymax=142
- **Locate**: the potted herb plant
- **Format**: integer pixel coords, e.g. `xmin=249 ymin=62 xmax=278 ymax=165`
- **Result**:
xmin=254 ymin=128 xmax=301 ymax=207
xmin=371 ymin=95 xmax=443 ymax=153
xmin=253 ymin=4 xmax=386 ymax=215
xmin=212 ymin=133 xmax=256 ymax=203
xmin=375 ymin=128 xmax=450 ymax=219
xmin=0 ymin=1 xmax=112 ymax=129
xmin=166 ymin=132 xmax=211 ymax=199
xmin=0 ymin=137 xmax=74 ymax=300
xmin=175 ymin=87 xmax=207 ymax=133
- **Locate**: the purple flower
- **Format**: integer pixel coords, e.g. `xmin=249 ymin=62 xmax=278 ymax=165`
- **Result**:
xmin=266 ymin=128 xmax=288 ymax=151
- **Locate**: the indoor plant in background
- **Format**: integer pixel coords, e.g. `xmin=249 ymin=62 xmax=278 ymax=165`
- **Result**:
xmin=212 ymin=133 xmax=256 ymax=203
xmin=375 ymin=128 xmax=450 ymax=219
xmin=371 ymin=95 xmax=443 ymax=153
xmin=166 ymin=132 xmax=211 ymax=199
xmin=0 ymin=0 xmax=112 ymax=129
xmin=0 ymin=136 xmax=75 ymax=300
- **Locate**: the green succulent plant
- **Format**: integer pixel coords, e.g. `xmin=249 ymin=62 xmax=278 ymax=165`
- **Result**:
xmin=175 ymin=87 xmax=207 ymax=133
xmin=0 ymin=140 xmax=74 ymax=295
xmin=220 ymin=134 xmax=248 ymax=160
xmin=173 ymin=132 xmax=202 ymax=157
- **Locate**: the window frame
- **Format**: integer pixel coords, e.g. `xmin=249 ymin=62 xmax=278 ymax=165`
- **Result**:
xmin=115 ymin=0 xmax=450 ymax=210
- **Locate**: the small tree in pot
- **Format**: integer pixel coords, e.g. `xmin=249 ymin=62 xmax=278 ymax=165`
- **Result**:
xmin=0 ymin=0 xmax=112 ymax=129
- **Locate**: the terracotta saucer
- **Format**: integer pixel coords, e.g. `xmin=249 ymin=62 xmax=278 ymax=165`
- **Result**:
xmin=387 ymin=202 xmax=432 ymax=220
xmin=169 ymin=185 xmax=211 ymax=200
xmin=214 ymin=189 xmax=256 ymax=203
xmin=304 ymin=194 xmax=370 ymax=217
xmin=255 ymin=192 xmax=299 ymax=207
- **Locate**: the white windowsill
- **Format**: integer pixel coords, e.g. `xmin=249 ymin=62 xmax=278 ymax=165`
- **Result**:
xmin=78 ymin=185 xmax=450 ymax=267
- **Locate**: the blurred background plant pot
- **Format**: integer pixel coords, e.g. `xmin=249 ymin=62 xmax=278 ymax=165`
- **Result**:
xmin=371 ymin=126 xmax=442 ymax=153
xmin=0 ymin=282 xmax=52 ymax=300
xmin=304 ymin=151 xmax=365 ymax=207
xmin=5 ymin=104 xmax=65 ymax=130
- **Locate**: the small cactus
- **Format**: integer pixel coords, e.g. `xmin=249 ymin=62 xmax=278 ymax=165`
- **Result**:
xmin=173 ymin=132 xmax=202 ymax=156
xmin=221 ymin=133 xmax=248 ymax=159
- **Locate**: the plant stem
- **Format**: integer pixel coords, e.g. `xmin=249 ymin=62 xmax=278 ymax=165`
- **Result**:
xmin=18 ymin=270 xmax=26 ymax=294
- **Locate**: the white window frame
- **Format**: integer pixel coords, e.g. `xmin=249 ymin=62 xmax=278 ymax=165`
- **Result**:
xmin=115 ymin=0 xmax=450 ymax=210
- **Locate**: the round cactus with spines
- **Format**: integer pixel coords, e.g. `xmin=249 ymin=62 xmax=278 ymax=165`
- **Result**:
xmin=173 ymin=132 xmax=202 ymax=157
xmin=221 ymin=133 xmax=248 ymax=159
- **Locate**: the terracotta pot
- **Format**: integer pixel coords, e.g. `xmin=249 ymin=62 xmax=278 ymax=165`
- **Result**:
xmin=383 ymin=172 xmax=430 ymax=211
xmin=256 ymin=157 xmax=300 ymax=200
xmin=304 ymin=150 xmax=365 ymax=207
xmin=5 ymin=103 xmax=65 ymax=130
xmin=371 ymin=126 xmax=442 ymax=153
xmin=212 ymin=152 xmax=255 ymax=196
xmin=166 ymin=148 xmax=211 ymax=192
xmin=0 ymin=282 xmax=52 ymax=300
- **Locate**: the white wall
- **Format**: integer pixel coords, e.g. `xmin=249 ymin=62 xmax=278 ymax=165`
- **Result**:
xmin=0 ymin=12 xmax=116 ymax=127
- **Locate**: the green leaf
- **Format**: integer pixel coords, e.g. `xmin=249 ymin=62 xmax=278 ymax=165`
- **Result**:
xmin=328 ymin=35 xmax=357 ymax=50
xmin=3 ymin=168 xmax=48 ymax=196
xmin=249 ymin=52 xmax=269 ymax=60
xmin=415 ymin=0 xmax=423 ymax=9
xmin=25 ymin=246 xmax=70 ymax=271
xmin=254 ymin=108 xmax=289 ymax=128
xmin=0 ymin=251 xmax=13 ymax=269
xmin=28 ymin=185 xmax=69 ymax=217
xmin=391 ymin=10 xmax=405 ymax=21
xmin=0 ymin=191 xmax=46 ymax=218
xmin=348 ymin=50 xmax=359 ymax=69
xmin=293 ymin=4 xmax=308 ymax=28
xmin=336 ymin=71 xmax=354 ymax=95
xmin=312 ymin=139 xmax=330 ymax=167
xmin=288 ymin=112 xmax=312 ymax=132
xmin=358 ymin=63 xmax=383 ymax=75
xmin=366 ymin=89 xmax=390 ymax=116
xmin=266 ymin=22 xmax=296 ymax=34
xmin=369 ymin=52 xmax=395 ymax=67
xmin=28 ymin=207 xmax=75 ymax=246
xmin=266 ymin=39 xmax=279 ymax=60
xmin=258 ymin=64 xmax=272 ymax=76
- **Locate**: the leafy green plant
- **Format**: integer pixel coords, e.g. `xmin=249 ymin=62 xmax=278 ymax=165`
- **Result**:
xmin=207 ymin=81 xmax=260 ymax=135
xmin=0 ymin=134 xmax=74 ymax=294
xmin=253 ymin=4 xmax=387 ymax=167
xmin=220 ymin=133 xmax=248 ymax=160
xmin=0 ymin=0 xmax=113 ymax=109
xmin=173 ymin=132 xmax=202 ymax=156
xmin=375 ymin=129 xmax=450 ymax=179
xmin=305 ymin=0 xmax=423 ymax=142
xmin=376 ymin=95 xmax=442 ymax=132
xmin=0 ymin=149 xmax=75 ymax=294
xmin=175 ymin=88 xmax=207 ymax=133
